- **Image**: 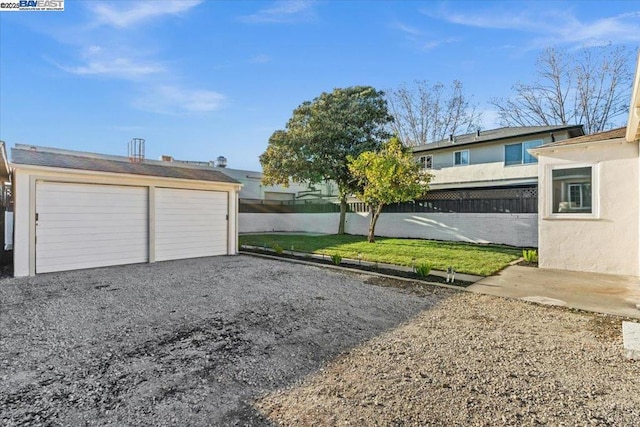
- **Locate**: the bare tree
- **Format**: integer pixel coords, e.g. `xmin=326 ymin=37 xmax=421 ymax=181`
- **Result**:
xmin=387 ymin=80 xmax=481 ymax=146
xmin=491 ymin=46 xmax=633 ymax=134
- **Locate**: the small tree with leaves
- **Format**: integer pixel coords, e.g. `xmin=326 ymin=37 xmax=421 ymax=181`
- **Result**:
xmin=260 ymin=86 xmax=393 ymax=234
xmin=348 ymin=137 xmax=431 ymax=243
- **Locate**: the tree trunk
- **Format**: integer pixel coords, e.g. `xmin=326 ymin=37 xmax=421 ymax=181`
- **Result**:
xmin=367 ymin=204 xmax=383 ymax=243
xmin=338 ymin=193 xmax=347 ymax=235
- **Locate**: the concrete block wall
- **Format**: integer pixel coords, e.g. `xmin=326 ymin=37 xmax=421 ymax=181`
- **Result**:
xmin=240 ymin=212 xmax=537 ymax=247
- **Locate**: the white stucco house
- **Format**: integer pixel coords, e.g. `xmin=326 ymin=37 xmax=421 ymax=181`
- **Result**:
xmin=10 ymin=145 xmax=242 ymax=277
xmin=530 ymin=52 xmax=640 ymax=276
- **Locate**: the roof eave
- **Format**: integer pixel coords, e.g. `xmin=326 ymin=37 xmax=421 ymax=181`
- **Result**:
xmin=626 ymin=51 xmax=640 ymax=142
xmin=0 ymin=142 xmax=10 ymax=181
xmin=529 ymin=136 xmax=627 ymax=157
xmin=10 ymin=162 xmax=243 ymax=188
xmin=413 ymin=125 xmax=584 ymax=153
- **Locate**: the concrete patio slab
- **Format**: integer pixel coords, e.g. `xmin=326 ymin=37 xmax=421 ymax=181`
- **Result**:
xmin=469 ymin=265 xmax=640 ymax=319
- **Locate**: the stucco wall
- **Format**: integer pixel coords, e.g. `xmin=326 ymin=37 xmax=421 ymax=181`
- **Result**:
xmin=240 ymin=212 xmax=537 ymax=247
xmin=537 ymin=139 xmax=639 ymax=276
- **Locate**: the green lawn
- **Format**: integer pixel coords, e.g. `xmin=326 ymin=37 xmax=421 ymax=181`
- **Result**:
xmin=239 ymin=234 xmax=522 ymax=276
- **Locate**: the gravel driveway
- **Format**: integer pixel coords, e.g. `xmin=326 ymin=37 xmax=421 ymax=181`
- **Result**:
xmin=258 ymin=294 xmax=640 ymax=426
xmin=0 ymin=255 xmax=440 ymax=426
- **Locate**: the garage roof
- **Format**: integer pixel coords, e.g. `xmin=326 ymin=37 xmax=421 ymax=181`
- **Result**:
xmin=11 ymin=145 xmax=240 ymax=184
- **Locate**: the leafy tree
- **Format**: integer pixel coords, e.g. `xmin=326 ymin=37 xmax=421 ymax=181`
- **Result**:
xmin=387 ymin=80 xmax=481 ymax=146
xmin=348 ymin=137 xmax=431 ymax=243
xmin=491 ymin=46 xmax=633 ymax=134
xmin=260 ymin=86 xmax=394 ymax=234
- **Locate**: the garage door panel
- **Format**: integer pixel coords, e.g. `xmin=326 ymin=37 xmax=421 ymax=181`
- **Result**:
xmin=41 ymin=257 xmax=147 ymax=274
xmin=154 ymin=238 xmax=227 ymax=249
xmin=36 ymin=245 xmax=148 ymax=261
xmin=36 ymin=182 xmax=148 ymax=273
xmin=155 ymin=188 xmax=227 ymax=262
xmin=38 ymin=206 xmax=147 ymax=215
xmin=37 ymin=233 xmax=148 ymax=246
xmin=36 ymin=215 xmax=147 ymax=226
xmin=154 ymin=223 xmax=226 ymax=233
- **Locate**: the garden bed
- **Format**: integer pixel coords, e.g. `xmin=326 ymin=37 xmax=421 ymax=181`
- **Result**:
xmin=240 ymin=247 xmax=474 ymax=288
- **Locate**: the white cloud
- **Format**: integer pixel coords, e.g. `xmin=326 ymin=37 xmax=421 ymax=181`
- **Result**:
xmin=427 ymin=7 xmax=640 ymax=48
xmin=238 ymin=1 xmax=315 ymax=24
xmin=91 ymin=0 xmax=203 ymax=28
xmin=391 ymin=20 xmax=457 ymax=51
xmin=134 ymin=85 xmax=226 ymax=114
xmin=553 ymin=12 xmax=640 ymax=47
xmin=56 ymin=45 xmax=165 ymax=79
xmin=422 ymin=37 xmax=458 ymax=50
xmin=430 ymin=9 xmax=541 ymax=32
xmin=249 ymin=54 xmax=272 ymax=64
xmin=391 ymin=21 xmax=422 ymax=37
xmin=59 ymin=57 xmax=164 ymax=78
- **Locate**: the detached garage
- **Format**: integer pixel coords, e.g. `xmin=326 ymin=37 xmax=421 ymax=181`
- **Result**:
xmin=11 ymin=145 xmax=242 ymax=276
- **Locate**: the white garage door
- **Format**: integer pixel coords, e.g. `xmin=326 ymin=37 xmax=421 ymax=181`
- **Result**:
xmin=35 ymin=182 xmax=148 ymax=273
xmin=155 ymin=188 xmax=228 ymax=261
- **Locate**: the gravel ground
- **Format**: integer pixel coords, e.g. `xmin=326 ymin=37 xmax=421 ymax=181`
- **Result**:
xmin=257 ymin=292 xmax=640 ymax=426
xmin=0 ymin=255 xmax=440 ymax=426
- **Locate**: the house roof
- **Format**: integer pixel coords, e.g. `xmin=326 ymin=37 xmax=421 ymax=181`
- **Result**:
xmin=412 ymin=125 xmax=585 ymax=153
xmin=536 ymin=127 xmax=626 ymax=149
xmin=11 ymin=145 xmax=240 ymax=184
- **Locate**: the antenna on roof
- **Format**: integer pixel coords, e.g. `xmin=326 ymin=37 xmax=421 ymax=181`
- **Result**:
xmin=128 ymin=138 xmax=145 ymax=163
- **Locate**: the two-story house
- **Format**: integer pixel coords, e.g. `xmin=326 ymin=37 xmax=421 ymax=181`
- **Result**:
xmin=411 ymin=125 xmax=585 ymax=214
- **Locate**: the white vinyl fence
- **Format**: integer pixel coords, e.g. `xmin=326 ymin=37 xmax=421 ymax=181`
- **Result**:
xmin=240 ymin=212 xmax=537 ymax=247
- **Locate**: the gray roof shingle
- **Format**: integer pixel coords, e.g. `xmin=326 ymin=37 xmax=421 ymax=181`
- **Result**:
xmin=412 ymin=125 xmax=585 ymax=153
xmin=11 ymin=147 xmax=240 ymax=184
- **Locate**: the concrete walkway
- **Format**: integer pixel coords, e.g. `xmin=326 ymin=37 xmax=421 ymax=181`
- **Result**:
xmin=469 ymin=265 xmax=640 ymax=319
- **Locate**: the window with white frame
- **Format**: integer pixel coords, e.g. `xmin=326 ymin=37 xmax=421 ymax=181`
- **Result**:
xmin=454 ymin=150 xmax=469 ymax=166
xmin=418 ymin=155 xmax=433 ymax=169
xmin=504 ymin=139 xmax=543 ymax=166
xmin=551 ymin=166 xmax=593 ymax=214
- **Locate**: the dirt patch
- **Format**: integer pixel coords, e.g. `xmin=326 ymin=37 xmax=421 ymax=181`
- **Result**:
xmin=516 ymin=260 xmax=539 ymax=268
xmin=0 ymin=255 xmax=439 ymax=426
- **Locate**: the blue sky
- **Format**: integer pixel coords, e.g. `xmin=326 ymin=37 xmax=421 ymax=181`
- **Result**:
xmin=1 ymin=1 xmax=639 ymax=171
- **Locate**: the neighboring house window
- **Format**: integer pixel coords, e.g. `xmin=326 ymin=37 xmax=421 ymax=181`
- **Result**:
xmin=551 ymin=166 xmax=594 ymax=214
xmin=504 ymin=140 xmax=543 ymax=166
xmin=418 ymin=155 xmax=433 ymax=169
xmin=454 ymin=150 xmax=469 ymax=166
